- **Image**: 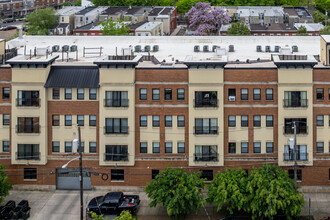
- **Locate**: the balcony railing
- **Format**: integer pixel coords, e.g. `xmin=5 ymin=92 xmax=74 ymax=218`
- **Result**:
xmin=194 ymin=99 xmax=218 ymax=108
xmin=16 ymin=98 xmax=40 ymax=107
xmin=104 ymin=99 xmax=129 ymax=107
xmin=283 ymin=152 xmax=308 ymax=161
xmin=104 ymin=153 xmax=129 ymax=162
xmin=283 ymin=126 xmax=308 ymax=135
xmin=194 ymin=153 xmax=218 ymax=162
xmin=16 ymin=152 xmax=40 ymax=160
xmin=283 ymin=99 xmax=308 ymax=108
xmin=194 ymin=126 xmax=218 ymax=135
xmin=104 ymin=126 xmax=129 ymax=134
xmin=16 ymin=125 xmax=40 ymax=133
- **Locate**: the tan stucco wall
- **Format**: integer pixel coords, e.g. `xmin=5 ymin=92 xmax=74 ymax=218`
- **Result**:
xmin=12 ymin=67 xmax=51 ymax=84
xmin=320 ymin=37 xmax=328 ymax=66
xmin=0 ymin=40 xmax=5 ymax=56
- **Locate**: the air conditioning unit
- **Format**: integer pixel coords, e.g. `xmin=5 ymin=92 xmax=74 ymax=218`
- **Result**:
xmin=229 ymin=96 xmax=236 ymax=101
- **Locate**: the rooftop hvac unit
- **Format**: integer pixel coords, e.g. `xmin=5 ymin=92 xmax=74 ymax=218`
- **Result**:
xmin=52 ymin=45 xmax=60 ymax=52
xmin=265 ymin=45 xmax=271 ymax=52
xmin=292 ymin=45 xmax=298 ymax=52
xmin=36 ymin=46 xmax=50 ymax=55
xmin=135 ymin=45 xmax=141 ymax=52
xmin=153 ymin=45 xmax=159 ymax=52
xmin=274 ymin=46 xmax=280 ymax=52
xmin=216 ymin=48 xmax=226 ymax=56
xmin=203 ymin=45 xmax=209 ymax=52
xmin=122 ymin=47 xmax=133 ymax=56
xmin=212 ymin=45 xmax=217 ymax=52
xmin=229 ymin=45 xmax=234 ymax=52
xmin=194 ymin=45 xmax=200 ymax=52
xmin=70 ymin=45 xmax=78 ymax=52
xmin=62 ymin=45 xmax=69 ymax=52
xmin=256 ymin=45 xmax=262 ymax=52
xmin=144 ymin=45 xmax=150 ymax=52
xmin=280 ymin=47 xmax=291 ymax=55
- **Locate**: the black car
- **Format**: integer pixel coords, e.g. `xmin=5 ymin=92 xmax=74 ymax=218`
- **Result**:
xmin=0 ymin=26 xmax=17 ymax=31
xmin=86 ymin=192 xmax=140 ymax=216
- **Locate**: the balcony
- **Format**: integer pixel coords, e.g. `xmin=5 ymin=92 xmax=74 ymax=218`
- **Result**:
xmin=104 ymin=153 xmax=129 ymax=162
xmin=194 ymin=99 xmax=218 ymax=108
xmin=283 ymin=152 xmax=308 ymax=161
xmin=194 ymin=153 xmax=218 ymax=162
xmin=104 ymin=99 xmax=129 ymax=107
xmin=16 ymin=152 xmax=40 ymax=160
xmin=283 ymin=99 xmax=307 ymax=108
xmin=104 ymin=126 xmax=129 ymax=134
xmin=16 ymin=98 xmax=40 ymax=107
xmin=16 ymin=125 xmax=40 ymax=133
xmin=194 ymin=126 xmax=218 ymax=135
xmin=283 ymin=126 xmax=308 ymax=135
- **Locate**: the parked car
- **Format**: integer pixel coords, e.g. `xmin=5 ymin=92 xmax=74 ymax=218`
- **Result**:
xmin=0 ymin=26 xmax=17 ymax=31
xmin=86 ymin=192 xmax=140 ymax=216
xmin=2 ymin=18 xmax=14 ymax=23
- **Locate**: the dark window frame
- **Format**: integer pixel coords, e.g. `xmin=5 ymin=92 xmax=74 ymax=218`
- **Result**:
xmin=52 ymin=88 xmax=60 ymax=99
xmin=253 ymin=88 xmax=261 ymax=100
xmin=266 ymin=88 xmax=273 ymax=100
xmin=177 ymin=115 xmax=185 ymax=127
xmin=152 ymin=89 xmax=160 ymax=100
xmin=152 ymin=142 xmax=160 ymax=153
xmin=77 ymin=88 xmax=84 ymax=100
xmin=65 ymin=88 xmax=72 ymax=100
xmin=52 ymin=141 xmax=60 ymax=152
xmin=165 ymin=142 xmax=172 ymax=154
xmin=105 ymin=118 xmax=128 ymax=134
xmin=228 ymin=142 xmax=236 ymax=154
xmin=89 ymin=88 xmax=97 ymax=100
xmin=200 ymin=170 xmax=213 ymax=181
xmin=228 ymin=115 xmax=236 ymax=127
xmin=317 ymin=142 xmax=324 ymax=153
xmin=152 ymin=116 xmax=160 ymax=127
xmin=65 ymin=141 xmax=72 ymax=152
xmin=241 ymin=115 xmax=248 ymax=127
xmin=288 ymin=169 xmax=302 ymax=181
xmin=266 ymin=142 xmax=273 ymax=153
xmin=177 ymin=88 xmax=185 ymax=101
xmin=266 ymin=115 xmax=273 ymax=127
xmin=111 ymin=169 xmax=124 ymax=181
xmin=24 ymin=168 xmax=37 ymax=180
xmin=3 ymin=114 xmax=9 ymax=126
xmin=2 ymin=140 xmax=9 ymax=152
xmin=65 ymin=115 xmax=72 ymax=126
xmin=241 ymin=142 xmax=248 ymax=154
xmin=140 ymin=142 xmax=147 ymax=153
xmin=140 ymin=115 xmax=147 ymax=127
xmin=52 ymin=115 xmax=60 ymax=126
xmin=253 ymin=115 xmax=261 ymax=127
xmin=165 ymin=115 xmax=172 ymax=127
xmin=89 ymin=115 xmax=96 ymax=126
xmin=2 ymin=87 xmax=10 ymax=100
xmin=317 ymin=115 xmax=324 ymax=126
xmin=177 ymin=142 xmax=185 ymax=153
xmin=89 ymin=142 xmax=96 ymax=153
xmin=77 ymin=115 xmax=84 ymax=126
xmin=253 ymin=142 xmax=261 ymax=153
xmin=241 ymin=88 xmax=248 ymax=101
xmin=316 ymin=88 xmax=324 ymax=100
xmin=139 ymin=88 xmax=147 ymax=100
xmin=165 ymin=88 xmax=172 ymax=100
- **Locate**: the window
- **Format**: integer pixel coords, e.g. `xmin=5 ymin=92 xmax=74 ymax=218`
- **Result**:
xmin=152 ymin=89 xmax=160 ymax=100
xmin=241 ymin=116 xmax=248 ymax=127
xmin=266 ymin=142 xmax=273 ymax=153
xmin=165 ymin=142 xmax=172 ymax=153
xmin=284 ymin=91 xmax=307 ymax=107
xmin=140 ymin=142 xmax=147 ymax=153
xmin=241 ymin=142 xmax=248 ymax=153
xmin=195 ymin=118 xmax=218 ymax=134
xmin=195 ymin=91 xmax=218 ymax=107
xmin=165 ymin=116 xmax=172 ymax=127
xmin=17 ymin=144 xmax=39 ymax=160
xmin=266 ymin=88 xmax=273 ymax=100
xmin=178 ymin=142 xmax=185 ymax=153
xmin=284 ymin=145 xmax=307 ymax=161
xmin=52 ymin=141 xmax=60 ymax=152
xmin=111 ymin=169 xmax=124 ymax=181
xmin=2 ymin=141 xmax=9 ymax=152
xmin=17 ymin=91 xmax=39 ymax=106
xmin=284 ymin=118 xmax=307 ymax=134
xmin=253 ymin=115 xmax=261 ymax=127
xmin=241 ymin=88 xmax=248 ymax=101
xmin=105 ymin=145 xmax=128 ymax=161
xmin=195 ymin=145 xmax=218 ymax=161
xmin=77 ymin=88 xmax=84 ymax=100
xmin=89 ymin=142 xmax=96 ymax=153
xmin=65 ymin=88 xmax=72 ymax=100
xmin=53 ymin=88 xmax=60 ymax=99
xmin=2 ymin=88 xmax=10 ymax=100
xmin=24 ymin=168 xmax=37 ymax=180
xmin=152 ymin=116 xmax=160 ymax=127
xmin=152 ymin=170 xmax=159 ymax=179
xmin=52 ymin=115 xmax=60 ymax=126
xmin=3 ymin=114 xmax=9 ymax=125
xmin=105 ymin=91 xmax=128 ymax=107
xmin=65 ymin=115 xmax=72 ymax=126
xmin=17 ymin=117 xmax=40 ymax=133
xmin=317 ymin=115 xmax=324 ymax=126
xmin=228 ymin=116 xmax=236 ymax=127
xmin=77 ymin=115 xmax=84 ymax=126
xmin=253 ymin=89 xmax=261 ymax=100
xmin=288 ymin=169 xmax=302 ymax=181
xmin=140 ymin=88 xmax=147 ymax=100
xmin=266 ymin=115 xmax=273 ymax=127
xmin=105 ymin=118 xmax=128 ymax=134
xmin=228 ymin=142 xmax=236 ymax=154
xmin=89 ymin=115 xmax=96 ymax=126
xmin=89 ymin=88 xmax=96 ymax=100
xmin=317 ymin=88 xmax=324 ymax=100
xmin=165 ymin=89 xmax=172 ymax=100
xmin=201 ymin=170 xmax=213 ymax=181
xmin=317 ymin=142 xmax=324 ymax=153
xmin=228 ymin=89 xmax=236 ymax=101
xmin=65 ymin=141 xmax=72 ymax=152
xmin=140 ymin=116 xmax=147 ymax=127
xmin=152 ymin=142 xmax=160 ymax=153
xmin=177 ymin=115 xmax=185 ymax=127
xmin=177 ymin=89 xmax=185 ymax=101
xmin=329 ymin=89 xmax=330 ymax=100
xmin=254 ymin=142 xmax=261 ymax=153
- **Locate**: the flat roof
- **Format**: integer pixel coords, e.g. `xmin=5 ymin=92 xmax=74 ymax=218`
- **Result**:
xmin=136 ymin=22 xmax=162 ymax=31
xmin=294 ymin=23 xmax=324 ymax=31
xmin=57 ymin=6 xmax=84 ymax=16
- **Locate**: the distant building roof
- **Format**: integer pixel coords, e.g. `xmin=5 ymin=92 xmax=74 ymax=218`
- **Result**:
xmin=283 ymin=7 xmax=312 ymax=18
xmin=74 ymin=22 xmax=96 ymax=31
xmin=250 ymin=23 xmax=296 ymax=31
xmin=136 ymin=22 xmax=162 ymax=31
xmin=128 ymin=21 xmax=147 ymax=30
xmin=57 ymin=23 xmax=70 ymax=28
xmin=76 ymin=6 xmax=97 ymax=15
xmin=148 ymin=7 xmax=163 ymax=16
xmin=294 ymin=23 xmax=324 ymax=31
xmin=57 ymin=6 xmax=84 ymax=16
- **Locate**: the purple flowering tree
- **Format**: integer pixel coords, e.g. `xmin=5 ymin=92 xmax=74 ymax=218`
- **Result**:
xmin=185 ymin=2 xmax=231 ymax=35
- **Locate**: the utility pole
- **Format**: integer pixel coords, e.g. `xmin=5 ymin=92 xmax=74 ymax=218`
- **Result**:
xmin=293 ymin=121 xmax=297 ymax=191
xmin=78 ymin=126 xmax=83 ymax=220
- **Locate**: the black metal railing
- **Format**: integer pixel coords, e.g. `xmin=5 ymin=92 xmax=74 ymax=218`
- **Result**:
xmin=16 ymin=125 xmax=40 ymax=133
xmin=104 ymin=153 xmax=129 ymax=161
xmin=0 ymin=48 xmax=17 ymax=64
xmin=283 ymin=152 xmax=308 ymax=161
xmin=16 ymin=152 xmax=40 ymax=160
xmin=104 ymin=126 xmax=129 ymax=134
xmin=283 ymin=126 xmax=308 ymax=134
xmin=194 ymin=99 xmax=218 ymax=107
xmin=104 ymin=99 xmax=129 ymax=107
xmin=194 ymin=126 xmax=218 ymax=135
xmin=194 ymin=153 xmax=218 ymax=162
xmin=16 ymin=98 xmax=40 ymax=107
xmin=283 ymin=99 xmax=308 ymax=108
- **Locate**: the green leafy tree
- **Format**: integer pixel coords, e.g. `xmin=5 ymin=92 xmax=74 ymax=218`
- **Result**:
xmin=100 ymin=19 xmax=130 ymax=35
xmin=315 ymin=0 xmax=330 ymax=12
xmin=297 ymin=25 xmax=308 ymax=36
xmin=73 ymin=0 xmax=81 ymax=6
xmin=313 ymin=10 xmax=327 ymax=23
xmin=0 ymin=165 xmax=12 ymax=204
xmin=114 ymin=210 xmax=135 ymax=220
xmin=320 ymin=25 xmax=330 ymax=35
xmin=144 ymin=167 xmax=205 ymax=219
xmin=26 ymin=7 xmax=57 ymax=35
xmin=62 ymin=2 xmax=71 ymax=6
xmin=207 ymin=168 xmax=248 ymax=215
xmin=245 ymin=165 xmax=305 ymax=219
xmin=227 ymin=22 xmax=251 ymax=35
xmin=175 ymin=0 xmax=208 ymax=14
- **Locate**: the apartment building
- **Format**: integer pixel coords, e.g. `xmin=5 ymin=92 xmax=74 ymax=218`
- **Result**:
xmin=0 ymin=36 xmax=329 ymax=189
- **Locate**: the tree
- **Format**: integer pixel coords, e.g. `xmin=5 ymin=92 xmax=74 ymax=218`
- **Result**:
xmin=100 ymin=20 xmax=130 ymax=36
xmin=185 ymin=2 xmax=231 ymax=35
xmin=207 ymin=168 xmax=248 ymax=215
xmin=26 ymin=7 xmax=57 ymax=35
xmin=0 ymin=165 xmax=12 ymax=204
xmin=73 ymin=0 xmax=81 ymax=6
xmin=144 ymin=167 xmax=205 ymax=219
xmin=62 ymin=2 xmax=71 ymax=6
xmin=313 ymin=11 xmax=327 ymax=24
xmin=320 ymin=25 xmax=330 ymax=35
xmin=114 ymin=210 xmax=135 ymax=220
xmin=227 ymin=22 xmax=251 ymax=35
xmin=175 ymin=0 xmax=207 ymax=14
xmin=245 ymin=165 xmax=305 ymax=219
xmin=297 ymin=25 xmax=308 ymax=36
